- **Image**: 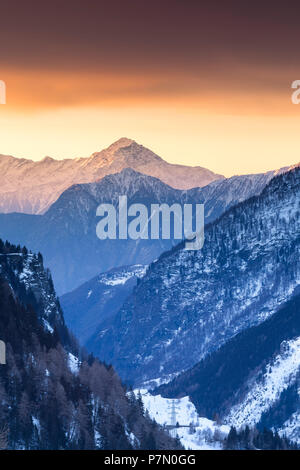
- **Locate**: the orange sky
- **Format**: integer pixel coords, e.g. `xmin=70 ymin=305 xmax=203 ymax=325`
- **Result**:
xmin=0 ymin=1 xmax=300 ymax=176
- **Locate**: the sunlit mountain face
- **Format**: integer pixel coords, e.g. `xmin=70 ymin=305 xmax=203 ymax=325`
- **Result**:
xmin=0 ymin=138 xmax=224 ymax=214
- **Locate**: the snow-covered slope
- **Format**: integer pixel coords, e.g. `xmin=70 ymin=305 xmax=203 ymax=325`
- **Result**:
xmin=226 ymin=337 xmax=300 ymax=428
xmin=279 ymin=409 xmax=300 ymax=443
xmin=155 ymin=292 xmax=300 ymax=445
xmin=0 ymin=138 xmax=224 ymax=214
xmin=136 ymin=389 xmax=229 ymax=450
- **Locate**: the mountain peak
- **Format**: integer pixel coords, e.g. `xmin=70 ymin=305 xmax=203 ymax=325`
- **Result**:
xmin=106 ymin=137 xmax=135 ymax=152
xmin=0 ymin=138 xmax=224 ymax=214
xmin=41 ymin=156 xmax=54 ymax=163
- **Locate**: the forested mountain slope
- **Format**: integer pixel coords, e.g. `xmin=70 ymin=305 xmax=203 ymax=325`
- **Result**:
xmin=0 ymin=240 xmax=180 ymax=450
xmin=94 ymin=167 xmax=300 ymax=384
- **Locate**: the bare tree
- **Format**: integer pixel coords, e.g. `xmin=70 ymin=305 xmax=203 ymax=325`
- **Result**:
xmin=0 ymin=426 xmax=8 ymax=450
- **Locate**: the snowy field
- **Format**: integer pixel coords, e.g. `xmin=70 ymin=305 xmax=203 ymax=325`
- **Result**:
xmin=136 ymin=389 xmax=229 ymax=450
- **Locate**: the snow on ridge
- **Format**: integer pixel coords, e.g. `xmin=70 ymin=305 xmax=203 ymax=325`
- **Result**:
xmin=87 ymin=290 xmax=92 ymax=299
xmin=140 ymin=372 xmax=182 ymax=390
xmin=43 ymin=319 xmax=54 ymax=334
xmin=0 ymin=139 xmax=223 ymax=214
xmin=103 ymin=275 xmax=134 ymax=286
xmin=100 ymin=265 xmax=147 ymax=286
xmin=225 ymin=336 xmax=300 ymax=429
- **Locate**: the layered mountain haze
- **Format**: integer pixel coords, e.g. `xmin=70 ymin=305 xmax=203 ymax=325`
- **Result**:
xmin=0 ymin=138 xmax=224 ymax=214
xmin=0 ymin=163 xmax=295 ymax=295
xmin=0 ymin=168 xmax=199 ymax=294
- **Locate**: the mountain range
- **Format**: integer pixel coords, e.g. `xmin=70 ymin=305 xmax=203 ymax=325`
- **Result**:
xmin=91 ymin=167 xmax=300 ymax=385
xmin=0 ymin=138 xmax=224 ymax=214
xmin=1 ymin=137 xmax=299 ymax=449
xmin=0 ymin=162 xmax=293 ymax=295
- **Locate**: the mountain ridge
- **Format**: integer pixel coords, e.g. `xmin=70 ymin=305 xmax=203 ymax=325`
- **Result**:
xmin=0 ymin=164 xmax=298 ymax=295
xmin=0 ymin=138 xmax=224 ymax=214
xmin=92 ymin=167 xmax=300 ymax=384
xmin=60 ymin=264 xmax=147 ymax=345
xmin=0 ymin=165 xmax=285 ymax=294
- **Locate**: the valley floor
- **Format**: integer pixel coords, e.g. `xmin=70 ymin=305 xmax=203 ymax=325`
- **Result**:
xmin=135 ymin=389 xmax=230 ymax=450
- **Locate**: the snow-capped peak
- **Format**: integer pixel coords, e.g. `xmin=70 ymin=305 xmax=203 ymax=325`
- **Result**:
xmin=0 ymin=138 xmax=224 ymax=214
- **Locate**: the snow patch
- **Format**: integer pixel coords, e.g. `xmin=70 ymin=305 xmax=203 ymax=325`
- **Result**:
xmin=87 ymin=290 xmax=92 ymax=299
xmin=101 ymin=265 xmax=147 ymax=286
xmin=68 ymin=353 xmax=80 ymax=374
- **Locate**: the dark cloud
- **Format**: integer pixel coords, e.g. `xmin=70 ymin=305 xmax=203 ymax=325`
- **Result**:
xmin=1 ymin=1 xmax=300 ymax=110
xmin=1 ymin=0 xmax=300 ymax=72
